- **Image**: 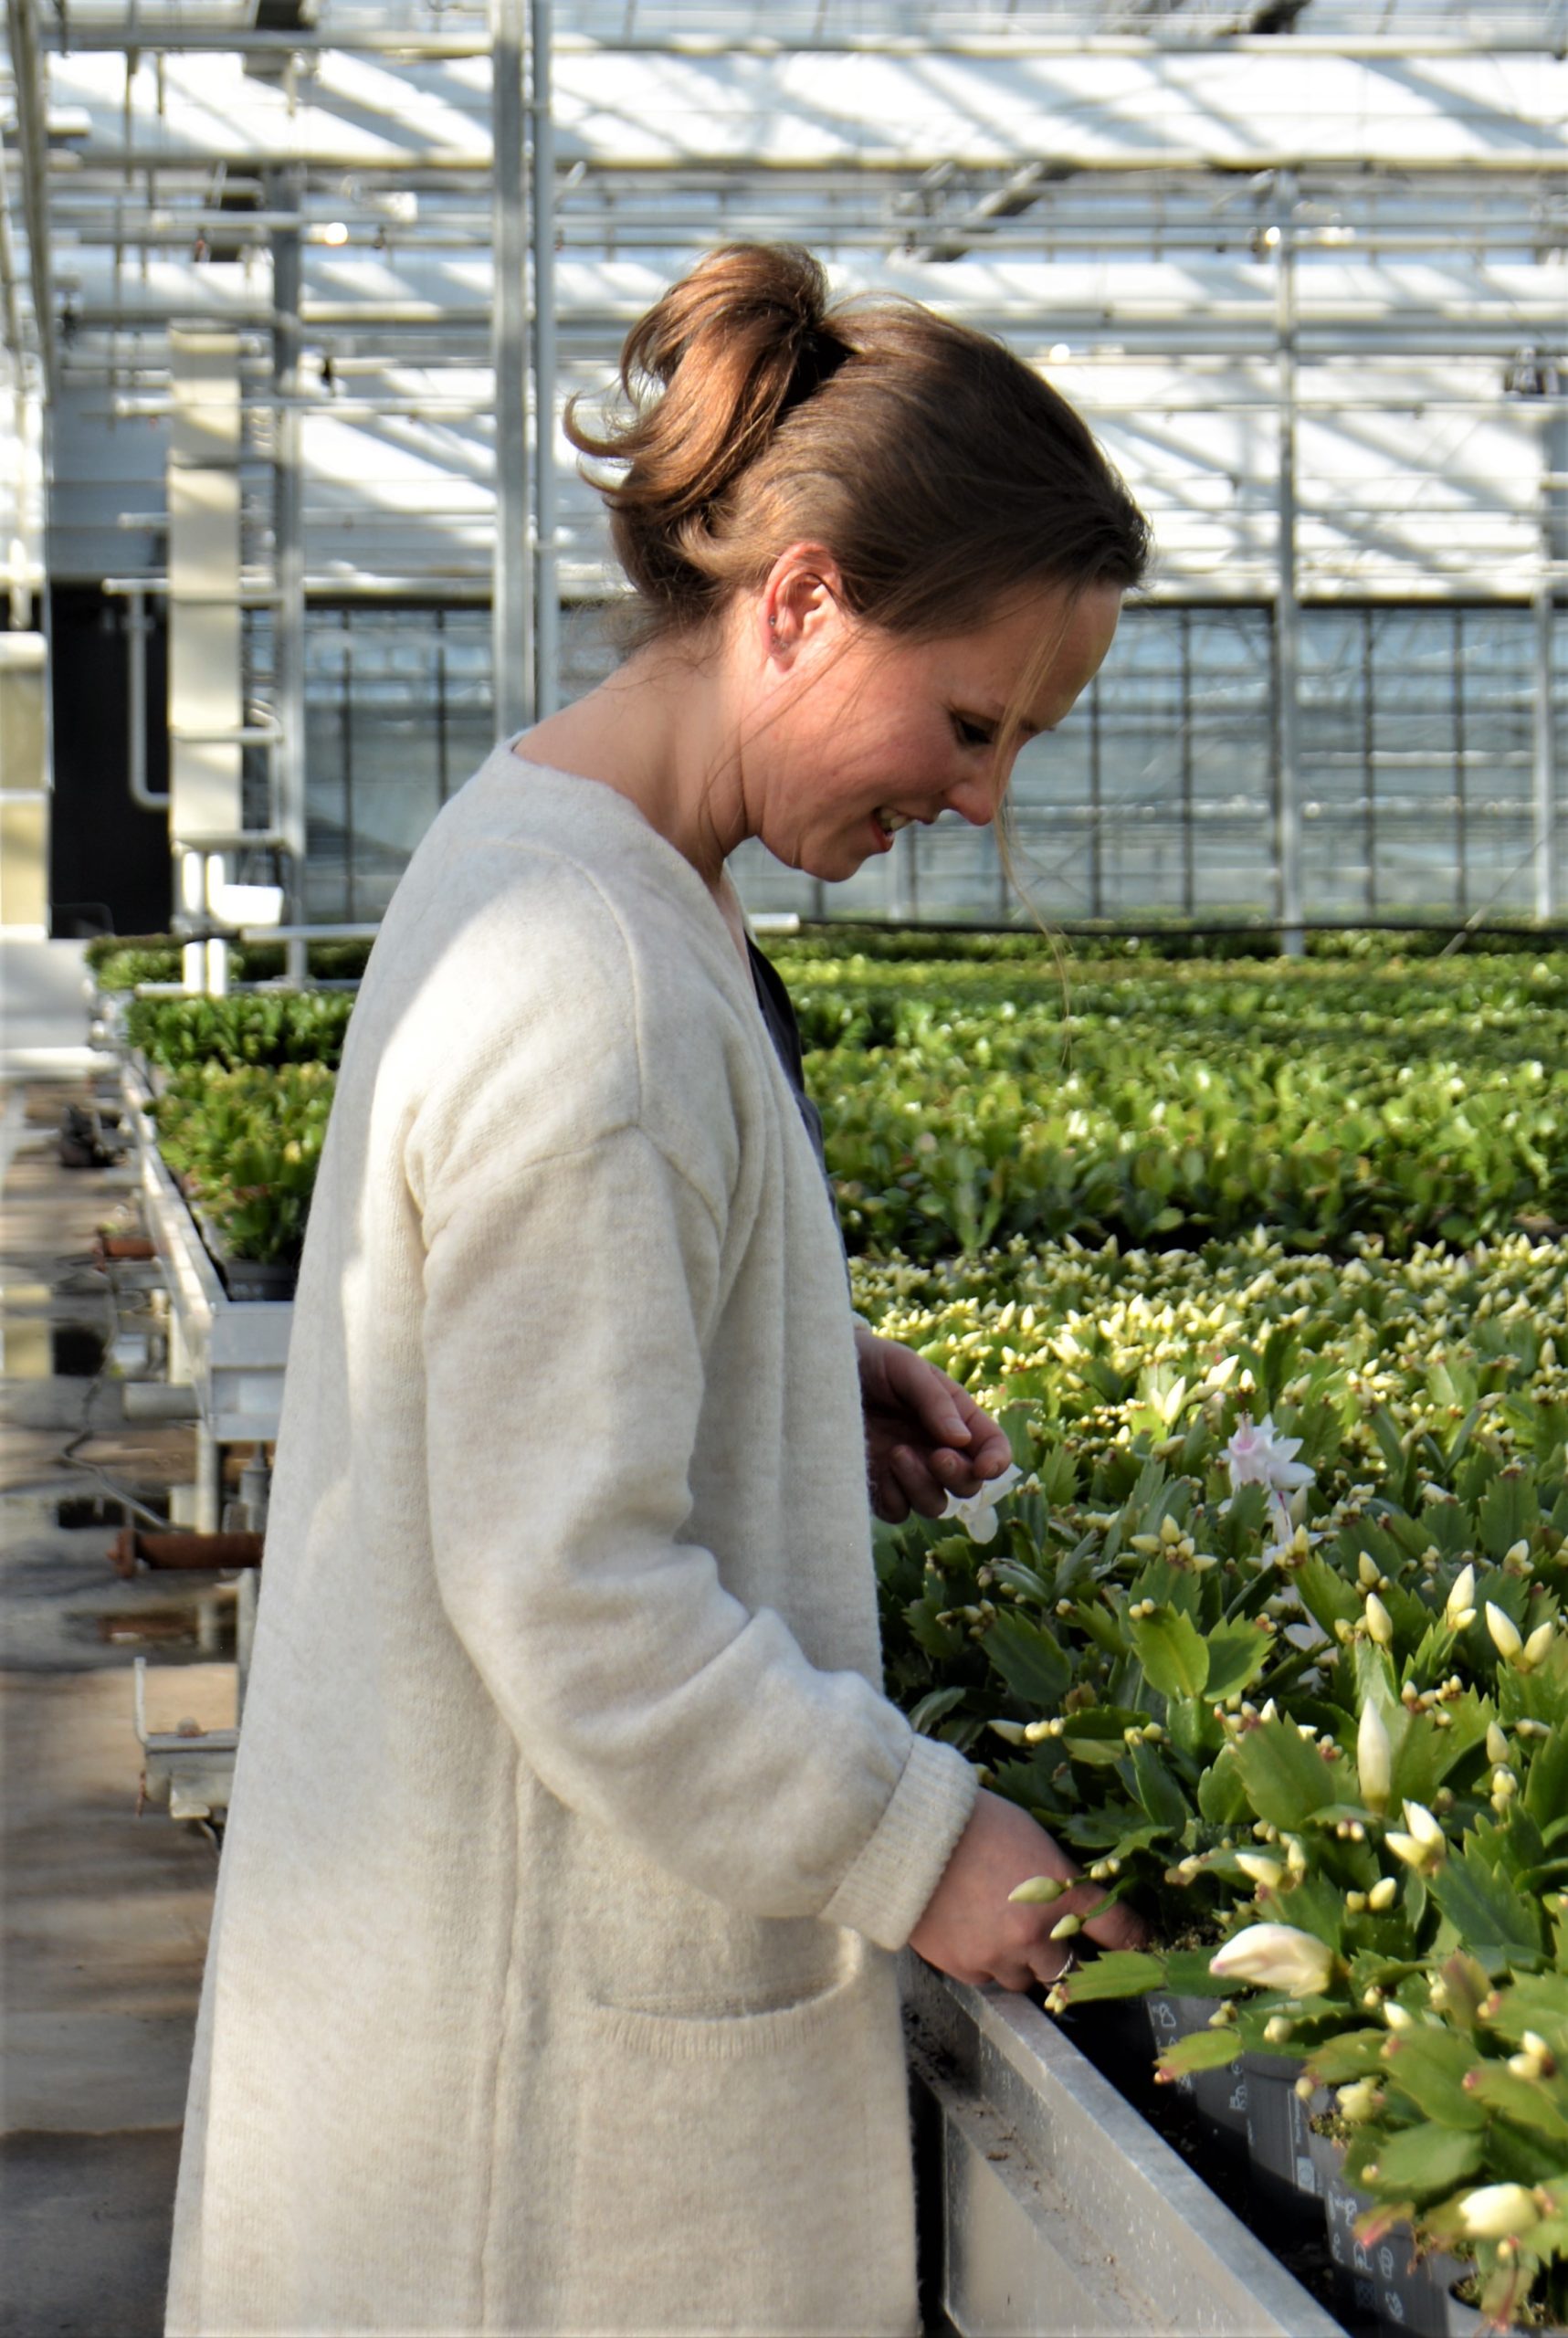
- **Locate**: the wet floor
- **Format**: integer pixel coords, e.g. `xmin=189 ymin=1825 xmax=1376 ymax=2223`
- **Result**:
xmin=2 ymin=1078 xmax=226 ymax=2338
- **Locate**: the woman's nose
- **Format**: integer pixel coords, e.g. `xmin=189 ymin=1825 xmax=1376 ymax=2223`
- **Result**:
xmin=945 ymin=772 xmax=1000 ymax=829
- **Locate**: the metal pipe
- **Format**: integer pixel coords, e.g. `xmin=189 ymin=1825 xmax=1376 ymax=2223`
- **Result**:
xmin=0 ymin=142 xmax=24 ymax=363
xmin=126 ymin=586 xmax=168 ymax=809
xmin=1531 ymin=589 xmax=1558 ymax=923
xmin=270 ymin=169 xmax=309 ymax=985
xmin=491 ymin=0 xmax=533 ymax=737
xmin=531 ymin=0 xmax=559 ymax=720
xmin=1274 ymin=176 xmax=1303 ymax=958
xmin=5 ymin=0 xmax=58 ymax=395
xmin=57 ymin=143 xmax=1568 ymax=177
xmin=36 ymin=26 xmax=1568 ymax=55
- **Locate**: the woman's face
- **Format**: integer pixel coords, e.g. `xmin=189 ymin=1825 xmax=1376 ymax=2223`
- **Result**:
xmin=737 ymin=574 xmax=1122 ymax=884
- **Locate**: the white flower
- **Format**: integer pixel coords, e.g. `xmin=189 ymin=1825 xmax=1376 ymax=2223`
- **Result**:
xmin=1208 ymin=1922 xmax=1334 ymax=2000
xmin=942 ymin=1463 xmax=1022 ymax=1543
xmin=1386 ymin=1797 xmax=1447 ymax=1875
xmin=1224 ymin=1413 xmax=1316 ymax=1499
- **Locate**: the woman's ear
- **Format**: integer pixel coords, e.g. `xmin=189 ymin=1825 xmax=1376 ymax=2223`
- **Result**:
xmin=761 ymin=542 xmax=846 ymax=661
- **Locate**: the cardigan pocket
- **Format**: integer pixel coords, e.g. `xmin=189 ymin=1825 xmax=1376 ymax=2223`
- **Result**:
xmin=559 ymin=1953 xmax=919 ymax=2337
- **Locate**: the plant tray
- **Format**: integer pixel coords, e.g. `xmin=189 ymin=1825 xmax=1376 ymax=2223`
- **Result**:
xmin=904 ymin=1956 xmax=1346 ymax=2338
xmin=121 ymin=1067 xmax=293 ymax=1442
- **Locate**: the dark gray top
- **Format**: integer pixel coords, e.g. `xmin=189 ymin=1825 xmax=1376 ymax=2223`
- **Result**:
xmin=745 ymin=937 xmax=827 ymax=1174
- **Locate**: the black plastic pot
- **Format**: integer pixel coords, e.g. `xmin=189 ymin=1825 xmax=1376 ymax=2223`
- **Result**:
xmin=217 ymin=1256 xmax=298 ymax=1303
xmin=1145 ymin=1990 xmax=1247 ymax=2146
xmin=1314 ymin=2133 xmax=1468 ymax=2338
xmin=1242 ymin=2051 xmax=1325 ymax=2216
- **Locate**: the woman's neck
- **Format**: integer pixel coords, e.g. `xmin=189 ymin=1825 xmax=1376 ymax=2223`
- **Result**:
xmin=510 ymin=639 xmax=744 ymax=896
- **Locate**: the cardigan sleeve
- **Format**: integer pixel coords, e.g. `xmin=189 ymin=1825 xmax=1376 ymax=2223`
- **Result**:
xmin=419 ymin=1117 xmax=976 ymax=1951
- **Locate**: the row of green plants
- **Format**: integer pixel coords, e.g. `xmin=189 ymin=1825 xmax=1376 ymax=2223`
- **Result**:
xmin=86 ymin=934 xmax=374 ymax=991
xmin=149 ymin=1062 xmax=333 ymax=1269
xmin=780 ymin=951 xmax=1568 ymax=1259
xmin=104 ymin=947 xmax=1568 ymax=1275
xmin=860 ymin=1237 xmax=1568 ymax=2328
xmin=124 ymin=992 xmax=355 ymax=1073
xmin=87 ymin=924 xmax=1567 ymax=995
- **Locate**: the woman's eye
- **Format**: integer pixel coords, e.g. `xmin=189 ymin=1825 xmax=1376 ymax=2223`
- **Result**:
xmin=952 ymin=715 xmax=994 ymax=750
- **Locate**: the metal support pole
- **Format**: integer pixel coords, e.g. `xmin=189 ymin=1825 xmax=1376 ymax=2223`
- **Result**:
xmin=195 ymin=1419 xmax=221 ymax=1537
xmin=531 ymin=0 xmax=560 ymax=721
xmin=1538 ymin=402 xmax=1567 ymax=924
xmin=4 ymin=0 xmax=58 ymax=399
xmin=492 ymin=0 xmax=534 ymax=738
xmin=1273 ymin=178 xmax=1304 ymax=957
xmin=1533 ymin=593 xmax=1558 ymax=924
xmin=271 ymin=169 xmax=309 ymax=985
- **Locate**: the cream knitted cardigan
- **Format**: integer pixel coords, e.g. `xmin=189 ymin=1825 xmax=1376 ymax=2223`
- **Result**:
xmin=165 ymin=747 xmax=979 ymax=2338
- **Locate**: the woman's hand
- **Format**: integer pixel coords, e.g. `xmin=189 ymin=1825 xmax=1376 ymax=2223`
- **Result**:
xmin=908 ymin=1789 xmax=1146 ymax=1993
xmin=854 ymin=1324 xmax=1014 ymax=1524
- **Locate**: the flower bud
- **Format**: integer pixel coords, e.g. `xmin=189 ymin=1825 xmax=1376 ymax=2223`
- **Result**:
xmin=1521 ymin=1620 xmax=1556 ymax=1669
xmin=989 ymin=1720 xmax=1029 ymax=1746
xmin=1049 ymin=1912 xmax=1083 ymax=1942
xmin=1357 ymin=1701 xmax=1393 ymax=1813
xmin=1503 ymin=1540 xmax=1531 ymax=1570
xmin=1337 ymin=2078 xmax=1382 ymax=2123
xmin=1008 ymin=1875 xmax=1068 ymax=1905
xmin=1457 ymin=2185 xmax=1542 ymax=2242
xmin=1368 ymin=1876 xmax=1398 ymax=1911
xmin=1345 ymin=1890 xmax=1368 ymax=1913
xmin=1384 ymin=2002 xmax=1414 ymax=2031
xmin=1237 ymin=1853 xmax=1285 ymax=1890
xmin=1486 ymin=1603 xmax=1523 ymax=1660
xmin=1486 ymin=1722 xmax=1510 ymax=1766
xmin=1364 ymin=1594 xmax=1394 ymax=1648
xmin=1208 ymin=1923 xmax=1334 ymax=2001
xmin=1264 ymin=2015 xmax=1294 ymax=2046
xmin=1444 ymin=1564 xmax=1477 ymax=1630
xmin=1358 ymin=1552 xmax=1382 ymax=1589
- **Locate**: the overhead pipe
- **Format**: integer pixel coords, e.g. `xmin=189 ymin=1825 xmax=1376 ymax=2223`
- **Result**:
xmin=36 ymin=26 xmax=1568 ymax=56
xmin=53 ymin=145 xmax=1568 ymax=178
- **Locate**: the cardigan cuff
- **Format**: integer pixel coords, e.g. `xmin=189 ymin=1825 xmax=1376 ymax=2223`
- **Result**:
xmin=818 ymin=1732 xmax=980 ymax=1953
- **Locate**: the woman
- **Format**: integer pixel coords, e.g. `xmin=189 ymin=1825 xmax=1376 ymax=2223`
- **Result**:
xmin=166 ymin=245 xmax=1150 ymax=2338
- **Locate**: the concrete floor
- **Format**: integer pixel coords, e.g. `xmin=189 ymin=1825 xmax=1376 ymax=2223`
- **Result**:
xmin=2 ymin=1078 xmax=228 ymax=2338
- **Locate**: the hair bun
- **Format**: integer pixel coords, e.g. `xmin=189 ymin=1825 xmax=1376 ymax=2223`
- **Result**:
xmin=565 ymin=244 xmax=848 ymax=606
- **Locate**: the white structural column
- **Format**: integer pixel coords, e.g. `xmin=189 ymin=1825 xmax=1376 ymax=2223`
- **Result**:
xmin=1272 ymin=179 xmax=1303 ymax=955
xmin=492 ymin=0 xmax=533 ymax=736
xmin=531 ymin=0 xmax=560 ymax=721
